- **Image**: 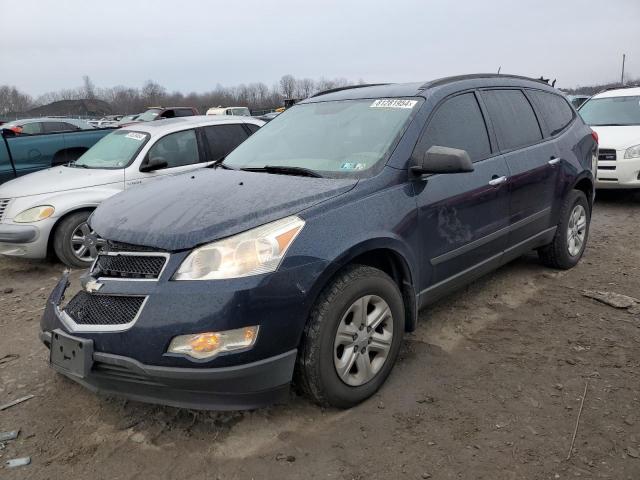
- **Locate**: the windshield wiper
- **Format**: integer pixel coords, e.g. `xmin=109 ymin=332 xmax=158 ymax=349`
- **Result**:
xmin=209 ymin=156 xmax=235 ymax=170
xmin=240 ymin=165 xmax=323 ymax=178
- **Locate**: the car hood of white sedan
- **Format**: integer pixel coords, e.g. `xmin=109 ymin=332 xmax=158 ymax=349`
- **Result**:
xmin=590 ymin=125 xmax=640 ymax=150
xmin=0 ymin=166 xmax=124 ymax=199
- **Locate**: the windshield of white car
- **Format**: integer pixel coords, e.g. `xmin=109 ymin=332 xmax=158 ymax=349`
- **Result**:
xmin=223 ymin=98 xmax=422 ymax=177
xmin=136 ymin=109 xmax=162 ymax=122
xmin=579 ymin=96 xmax=640 ymax=126
xmin=72 ymin=130 xmax=150 ymax=169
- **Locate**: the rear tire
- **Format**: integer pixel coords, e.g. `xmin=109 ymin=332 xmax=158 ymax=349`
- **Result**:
xmin=53 ymin=211 xmax=104 ymax=269
xmin=295 ymin=265 xmax=404 ymax=408
xmin=538 ymin=190 xmax=590 ymax=269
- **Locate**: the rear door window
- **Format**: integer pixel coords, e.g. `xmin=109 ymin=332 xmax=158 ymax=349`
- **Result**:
xmin=528 ymin=90 xmax=575 ymax=136
xmin=482 ymin=89 xmax=543 ymax=150
xmin=203 ymin=124 xmax=249 ymax=160
xmin=43 ymin=122 xmax=78 ymax=133
xmin=417 ymin=92 xmax=491 ymax=162
xmin=147 ymin=129 xmax=200 ymax=168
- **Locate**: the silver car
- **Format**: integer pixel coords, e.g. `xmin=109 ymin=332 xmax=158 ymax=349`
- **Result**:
xmin=0 ymin=116 xmax=263 ymax=267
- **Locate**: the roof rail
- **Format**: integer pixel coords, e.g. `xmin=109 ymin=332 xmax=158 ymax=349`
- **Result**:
xmin=419 ymin=73 xmax=556 ymax=90
xmin=311 ymin=83 xmax=390 ymax=98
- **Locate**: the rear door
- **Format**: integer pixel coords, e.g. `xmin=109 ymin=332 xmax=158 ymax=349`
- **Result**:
xmin=413 ymin=91 xmax=510 ymax=297
xmin=480 ymin=89 xmax=556 ymax=247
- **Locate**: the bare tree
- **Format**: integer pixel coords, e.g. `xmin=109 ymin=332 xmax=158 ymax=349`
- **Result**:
xmin=279 ymin=74 xmax=297 ymax=98
xmin=0 ymin=85 xmax=33 ymax=115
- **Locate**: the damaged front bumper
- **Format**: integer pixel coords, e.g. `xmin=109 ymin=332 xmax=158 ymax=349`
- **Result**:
xmin=39 ymin=274 xmax=297 ymax=410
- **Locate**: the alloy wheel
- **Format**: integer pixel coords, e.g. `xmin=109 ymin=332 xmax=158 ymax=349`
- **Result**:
xmin=566 ymin=204 xmax=587 ymax=257
xmin=333 ymin=295 xmax=394 ymax=387
xmin=70 ymin=222 xmax=106 ymax=263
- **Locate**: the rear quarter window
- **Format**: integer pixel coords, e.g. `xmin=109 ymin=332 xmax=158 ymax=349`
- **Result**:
xmin=482 ymin=89 xmax=543 ymax=151
xmin=528 ymin=90 xmax=575 ymax=136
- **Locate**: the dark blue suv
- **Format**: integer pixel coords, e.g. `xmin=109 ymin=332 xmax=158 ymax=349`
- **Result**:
xmin=40 ymin=75 xmax=597 ymax=410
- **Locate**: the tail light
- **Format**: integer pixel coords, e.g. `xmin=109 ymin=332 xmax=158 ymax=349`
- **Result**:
xmin=590 ymin=130 xmax=598 ymax=144
xmin=7 ymin=126 xmax=23 ymax=134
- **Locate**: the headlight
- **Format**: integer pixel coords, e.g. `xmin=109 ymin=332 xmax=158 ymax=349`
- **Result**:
xmin=13 ymin=205 xmax=55 ymax=223
xmin=167 ymin=326 xmax=259 ymax=360
xmin=624 ymin=144 xmax=640 ymax=159
xmin=173 ymin=215 xmax=305 ymax=280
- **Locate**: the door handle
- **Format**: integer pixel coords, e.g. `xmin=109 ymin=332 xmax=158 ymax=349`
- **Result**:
xmin=548 ymin=157 xmax=561 ymax=166
xmin=488 ymin=175 xmax=507 ymax=187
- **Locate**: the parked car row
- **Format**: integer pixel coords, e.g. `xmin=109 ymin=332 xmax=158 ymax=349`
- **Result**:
xmin=22 ymin=74 xmax=598 ymax=411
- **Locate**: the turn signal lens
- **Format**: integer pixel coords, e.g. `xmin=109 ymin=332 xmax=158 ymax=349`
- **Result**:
xmin=167 ymin=326 xmax=259 ymax=360
xmin=14 ymin=205 xmax=55 ymax=223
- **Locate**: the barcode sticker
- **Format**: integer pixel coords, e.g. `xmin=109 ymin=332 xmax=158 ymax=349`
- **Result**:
xmin=370 ymin=99 xmax=418 ymax=109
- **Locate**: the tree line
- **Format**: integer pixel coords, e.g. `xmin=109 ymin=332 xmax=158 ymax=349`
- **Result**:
xmin=0 ymin=75 xmax=361 ymax=116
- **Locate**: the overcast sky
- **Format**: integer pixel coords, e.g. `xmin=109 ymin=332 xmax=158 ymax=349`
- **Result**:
xmin=1 ymin=0 xmax=638 ymax=96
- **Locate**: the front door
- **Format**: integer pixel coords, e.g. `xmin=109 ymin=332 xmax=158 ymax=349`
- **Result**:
xmin=412 ymin=91 xmax=510 ymax=303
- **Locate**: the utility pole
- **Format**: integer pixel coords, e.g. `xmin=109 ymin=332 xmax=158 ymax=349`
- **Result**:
xmin=621 ymin=54 xmax=626 ymax=86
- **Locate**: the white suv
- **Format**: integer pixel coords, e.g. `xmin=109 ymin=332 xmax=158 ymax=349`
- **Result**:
xmin=579 ymin=86 xmax=640 ymax=188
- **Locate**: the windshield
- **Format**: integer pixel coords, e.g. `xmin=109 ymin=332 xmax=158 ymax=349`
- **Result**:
xmin=223 ymin=98 xmax=422 ymax=177
xmin=73 ymin=130 xmax=150 ymax=169
xmin=579 ymin=96 xmax=640 ymax=126
xmin=136 ymin=109 xmax=162 ymax=122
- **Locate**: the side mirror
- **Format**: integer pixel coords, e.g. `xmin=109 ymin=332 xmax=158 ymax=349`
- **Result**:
xmin=411 ymin=146 xmax=474 ymax=175
xmin=140 ymin=157 xmax=168 ymax=172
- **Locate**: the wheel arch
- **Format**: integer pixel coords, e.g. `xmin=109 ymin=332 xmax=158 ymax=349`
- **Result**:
xmin=305 ymin=238 xmax=419 ymax=334
xmin=46 ymin=206 xmax=97 ymax=259
xmin=572 ymin=173 xmax=595 ymax=209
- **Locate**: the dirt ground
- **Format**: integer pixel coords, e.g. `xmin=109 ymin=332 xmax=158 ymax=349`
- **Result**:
xmin=1 ymin=190 xmax=639 ymax=480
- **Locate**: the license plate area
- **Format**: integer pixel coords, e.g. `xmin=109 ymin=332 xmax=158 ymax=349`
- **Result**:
xmin=50 ymin=329 xmax=94 ymax=378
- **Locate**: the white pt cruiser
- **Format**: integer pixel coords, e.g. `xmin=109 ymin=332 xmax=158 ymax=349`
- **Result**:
xmin=579 ymin=86 xmax=640 ymax=188
xmin=0 ymin=116 xmax=263 ymax=267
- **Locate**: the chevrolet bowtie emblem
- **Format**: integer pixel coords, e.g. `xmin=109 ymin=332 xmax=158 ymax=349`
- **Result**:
xmin=85 ymin=279 xmax=104 ymax=293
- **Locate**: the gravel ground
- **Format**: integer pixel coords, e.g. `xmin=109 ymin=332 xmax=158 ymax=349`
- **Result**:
xmin=0 ymin=190 xmax=639 ymax=480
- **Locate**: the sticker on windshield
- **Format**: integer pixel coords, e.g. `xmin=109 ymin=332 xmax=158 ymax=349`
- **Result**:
xmin=125 ymin=132 xmax=146 ymax=141
xmin=341 ymin=162 xmax=366 ymax=170
xmin=370 ymin=99 xmax=418 ymax=109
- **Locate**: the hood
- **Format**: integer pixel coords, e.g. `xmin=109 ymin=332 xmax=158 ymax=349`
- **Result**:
xmin=590 ymin=125 xmax=640 ymax=150
xmin=91 ymin=168 xmax=357 ymax=250
xmin=0 ymin=166 xmax=124 ymax=199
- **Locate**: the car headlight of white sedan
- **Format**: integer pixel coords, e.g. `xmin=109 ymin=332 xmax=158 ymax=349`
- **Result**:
xmin=173 ymin=215 xmax=305 ymax=280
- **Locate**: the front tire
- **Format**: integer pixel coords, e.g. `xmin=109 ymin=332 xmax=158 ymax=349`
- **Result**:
xmin=53 ymin=211 xmax=105 ymax=269
xmin=295 ymin=265 xmax=404 ymax=408
xmin=538 ymin=189 xmax=590 ymax=269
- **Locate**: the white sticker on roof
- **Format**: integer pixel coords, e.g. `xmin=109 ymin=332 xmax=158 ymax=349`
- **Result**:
xmin=370 ymin=99 xmax=418 ymax=109
xmin=125 ymin=132 xmax=146 ymax=141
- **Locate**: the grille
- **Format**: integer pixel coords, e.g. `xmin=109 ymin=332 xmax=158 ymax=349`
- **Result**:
xmin=598 ymin=149 xmax=616 ymax=161
xmin=0 ymin=199 xmax=10 ymax=222
xmin=93 ymin=254 xmax=166 ymax=279
xmin=64 ymin=291 xmax=145 ymax=326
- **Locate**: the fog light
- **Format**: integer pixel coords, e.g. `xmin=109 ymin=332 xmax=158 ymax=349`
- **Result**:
xmin=167 ymin=326 xmax=259 ymax=360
